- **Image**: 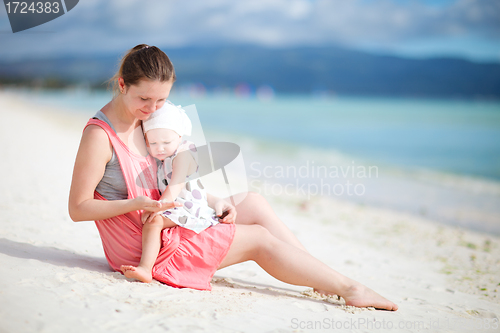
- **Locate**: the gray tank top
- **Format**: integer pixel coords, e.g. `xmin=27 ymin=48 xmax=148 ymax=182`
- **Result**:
xmin=93 ymin=111 xmax=128 ymax=200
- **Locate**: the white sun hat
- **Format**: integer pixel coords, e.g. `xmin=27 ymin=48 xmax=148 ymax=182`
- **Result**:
xmin=142 ymin=101 xmax=192 ymax=137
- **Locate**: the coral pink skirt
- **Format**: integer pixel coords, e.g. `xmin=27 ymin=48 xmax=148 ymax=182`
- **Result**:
xmin=152 ymin=223 xmax=235 ymax=290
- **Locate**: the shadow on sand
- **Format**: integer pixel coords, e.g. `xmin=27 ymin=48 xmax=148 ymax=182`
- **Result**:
xmin=0 ymin=238 xmax=345 ymax=309
xmin=0 ymin=238 xmax=109 ymax=273
xmin=211 ymin=275 xmax=345 ymax=309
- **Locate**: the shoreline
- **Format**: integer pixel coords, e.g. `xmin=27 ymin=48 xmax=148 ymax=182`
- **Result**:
xmin=5 ymin=88 xmax=500 ymax=234
xmin=1 ymin=90 xmax=499 ymax=332
xmin=204 ymin=128 xmax=500 ymax=236
xmin=11 ymin=87 xmax=500 ymax=178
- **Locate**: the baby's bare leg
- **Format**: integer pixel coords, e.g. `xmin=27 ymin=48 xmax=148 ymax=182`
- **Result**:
xmin=120 ymin=215 xmax=176 ymax=283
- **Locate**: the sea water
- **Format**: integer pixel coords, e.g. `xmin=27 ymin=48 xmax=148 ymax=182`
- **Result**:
xmin=24 ymin=89 xmax=500 ymax=235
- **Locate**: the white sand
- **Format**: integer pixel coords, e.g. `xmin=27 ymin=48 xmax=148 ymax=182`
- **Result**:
xmin=0 ymin=90 xmax=499 ymax=333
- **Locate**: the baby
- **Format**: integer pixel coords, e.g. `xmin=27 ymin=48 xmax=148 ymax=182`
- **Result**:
xmin=121 ymin=101 xmax=225 ymax=283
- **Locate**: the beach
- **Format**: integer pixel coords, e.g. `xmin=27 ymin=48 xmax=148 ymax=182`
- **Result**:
xmin=0 ymin=90 xmax=499 ymax=332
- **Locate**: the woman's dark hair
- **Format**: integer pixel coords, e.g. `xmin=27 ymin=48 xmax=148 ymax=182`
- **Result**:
xmin=109 ymin=44 xmax=176 ymax=95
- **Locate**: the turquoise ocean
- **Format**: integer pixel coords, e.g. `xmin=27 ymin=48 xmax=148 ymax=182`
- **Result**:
xmin=25 ymin=89 xmax=500 ymax=235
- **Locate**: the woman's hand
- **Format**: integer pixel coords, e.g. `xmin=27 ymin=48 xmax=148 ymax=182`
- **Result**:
xmin=134 ymin=196 xmax=181 ymax=213
xmin=214 ymin=199 xmax=237 ymax=224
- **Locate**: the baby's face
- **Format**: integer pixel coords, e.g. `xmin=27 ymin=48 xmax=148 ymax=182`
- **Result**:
xmin=145 ymin=128 xmax=181 ymax=161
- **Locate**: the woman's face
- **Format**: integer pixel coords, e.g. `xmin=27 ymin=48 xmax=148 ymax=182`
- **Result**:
xmin=120 ymin=78 xmax=174 ymax=121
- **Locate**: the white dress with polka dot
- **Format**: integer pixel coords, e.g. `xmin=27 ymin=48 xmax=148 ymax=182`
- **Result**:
xmin=158 ymin=140 xmax=219 ymax=234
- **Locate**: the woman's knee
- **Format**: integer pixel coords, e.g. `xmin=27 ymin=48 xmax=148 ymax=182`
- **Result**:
xmin=241 ymin=192 xmax=270 ymax=219
xmin=244 ymin=192 xmax=267 ymax=206
xmin=247 ymin=224 xmax=276 ymax=258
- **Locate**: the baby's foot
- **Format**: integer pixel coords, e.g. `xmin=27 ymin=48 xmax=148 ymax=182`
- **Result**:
xmin=342 ymin=284 xmax=398 ymax=311
xmin=120 ymin=265 xmax=153 ymax=283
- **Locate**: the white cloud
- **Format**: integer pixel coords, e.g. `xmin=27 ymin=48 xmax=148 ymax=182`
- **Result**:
xmin=0 ymin=0 xmax=499 ymax=60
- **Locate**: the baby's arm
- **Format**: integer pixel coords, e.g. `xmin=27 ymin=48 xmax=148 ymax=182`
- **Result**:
xmin=159 ymin=150 xmax=197 ymax=204
xmin=142 ymin=151 xmax=196 ymax=224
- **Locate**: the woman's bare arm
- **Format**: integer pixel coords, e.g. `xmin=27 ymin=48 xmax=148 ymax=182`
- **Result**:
xmin=206 ymin=193 xmax=236 ymax=223
xmin=68 ymin=125 xmax=169 ymax=222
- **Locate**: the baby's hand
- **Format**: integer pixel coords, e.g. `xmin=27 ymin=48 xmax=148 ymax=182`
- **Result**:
xmin=141 ymin=211 xmax=156 ymax=224
xmin=158 ymin=200 xmax=182 ymax=211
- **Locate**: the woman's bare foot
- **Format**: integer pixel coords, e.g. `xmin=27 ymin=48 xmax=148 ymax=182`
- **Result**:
xmin=120 ymin=265 xmax=153 ymax=283
xmin=314 ymin=288 xmax=337 ymax=297
xmin=341 ymin=284 xmax=398 ymax=311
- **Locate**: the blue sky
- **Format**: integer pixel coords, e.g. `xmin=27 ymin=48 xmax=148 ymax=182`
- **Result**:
xmin=0 ymin=0 xmax=499 ymax=62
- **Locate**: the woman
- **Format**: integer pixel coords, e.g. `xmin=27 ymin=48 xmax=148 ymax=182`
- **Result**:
xmin=68 ymin=44 xmax=397 ymax=311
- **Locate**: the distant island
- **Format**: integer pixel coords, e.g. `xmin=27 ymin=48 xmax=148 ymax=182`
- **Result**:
xmin=1 ymin=44 xmax=499 ymax=99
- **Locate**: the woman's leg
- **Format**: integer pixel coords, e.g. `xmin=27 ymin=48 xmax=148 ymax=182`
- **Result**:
xmin=121 ymin=215 xmax=176 ymax=283
xmin=218 ymin=224 xmax=398 ymax=311
xmin=228 ymin=192 xmax=326 ymax=295
xmin=228 ymin=192 xmax=308 ymax=252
